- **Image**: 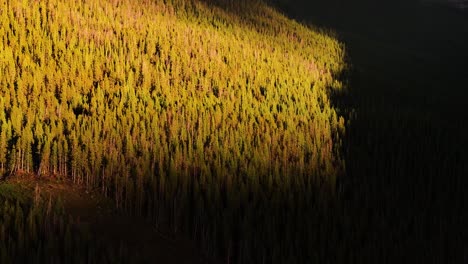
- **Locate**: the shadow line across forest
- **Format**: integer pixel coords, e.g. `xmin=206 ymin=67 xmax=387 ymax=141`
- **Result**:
xmin=1 ymin=0 xmax=467 ymax=263
xmin=267 ymin=0 xmax=468 ymax=263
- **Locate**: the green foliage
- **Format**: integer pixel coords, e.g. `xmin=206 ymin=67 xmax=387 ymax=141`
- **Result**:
xmin=0 ymin=0 xmax=347 ymax=262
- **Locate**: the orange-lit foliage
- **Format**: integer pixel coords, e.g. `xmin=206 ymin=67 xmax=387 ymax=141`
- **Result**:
xmin=0 ymin=0 xmax=346 ymax=262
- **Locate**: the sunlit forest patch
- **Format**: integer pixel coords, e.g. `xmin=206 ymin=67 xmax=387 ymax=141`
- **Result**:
xmin=0 ymin=0 xmax=347 ymax=262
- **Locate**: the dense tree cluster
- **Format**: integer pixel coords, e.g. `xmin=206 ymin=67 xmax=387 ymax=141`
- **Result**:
xmin=0 ymin=0 xmax=346 ymax=262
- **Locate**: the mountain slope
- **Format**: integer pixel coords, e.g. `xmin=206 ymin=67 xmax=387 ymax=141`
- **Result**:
xmin=0 ymin=0 xmax=346 ymax=262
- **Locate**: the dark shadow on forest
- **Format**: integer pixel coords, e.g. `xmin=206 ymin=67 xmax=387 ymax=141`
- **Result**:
xmin=2 ymin=1 xmax=467 ymax=263
xmin=162 ymin=1 xmax=468 ymax=262
xmin=266 ymin=0 xmax=468 ymax=263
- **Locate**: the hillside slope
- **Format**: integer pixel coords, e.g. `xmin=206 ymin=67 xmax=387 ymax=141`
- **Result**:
xmin=0 ymin=0 xmax=346 ymax=263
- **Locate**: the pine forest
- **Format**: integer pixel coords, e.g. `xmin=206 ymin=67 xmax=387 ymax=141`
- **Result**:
xmin=0 ymin=0 xmax=347 ymax=263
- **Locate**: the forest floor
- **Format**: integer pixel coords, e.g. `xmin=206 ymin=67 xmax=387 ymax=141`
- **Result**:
xmin=4 ymin=174 xmax=212 ymax=264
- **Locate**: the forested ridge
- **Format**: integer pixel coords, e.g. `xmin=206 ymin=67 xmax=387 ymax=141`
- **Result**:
xmin=0 ymin=0 xmax=346 ymax=262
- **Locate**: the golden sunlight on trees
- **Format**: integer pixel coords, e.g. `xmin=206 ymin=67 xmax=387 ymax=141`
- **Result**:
xmin=0 ymin=0 xmax=346 ymax=262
